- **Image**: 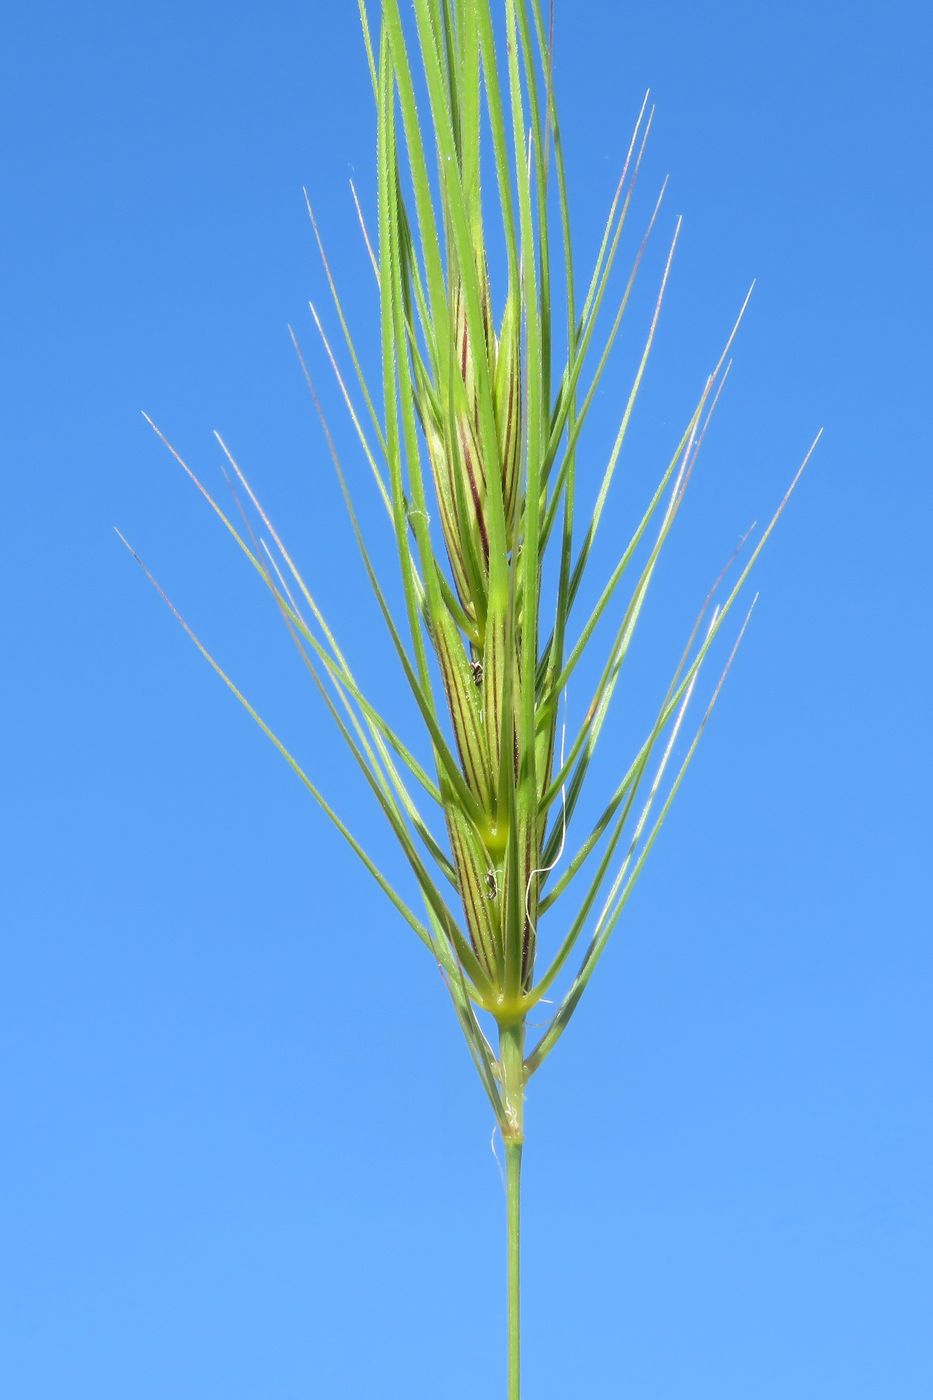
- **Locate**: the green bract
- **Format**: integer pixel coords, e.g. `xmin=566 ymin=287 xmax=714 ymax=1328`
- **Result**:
xmin=124 ymin=3 xmax=818 ymax=1394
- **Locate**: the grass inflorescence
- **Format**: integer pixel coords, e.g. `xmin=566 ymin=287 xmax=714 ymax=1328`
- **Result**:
xmin=123 ymin=3 xmax=818 ymax=1394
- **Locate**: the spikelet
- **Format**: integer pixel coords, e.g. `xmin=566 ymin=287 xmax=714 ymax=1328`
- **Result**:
xmin=419 ymin=260 xmax=523 ymax=623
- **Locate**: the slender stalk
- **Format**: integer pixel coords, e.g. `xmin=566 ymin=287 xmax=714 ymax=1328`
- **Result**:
xmin=499 ymin=1021 xmax=525 ymax=1399
xmin=506 ymin=1139 xmax=522 ymax=1400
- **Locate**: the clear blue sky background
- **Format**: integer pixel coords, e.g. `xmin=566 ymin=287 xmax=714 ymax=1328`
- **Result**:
xmin=2 ymin=2 xmax=931 ymax=1396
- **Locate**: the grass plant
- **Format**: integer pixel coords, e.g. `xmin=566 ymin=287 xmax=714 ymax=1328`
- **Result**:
xmin=122 ymin=3 xmax=818 ymax=1393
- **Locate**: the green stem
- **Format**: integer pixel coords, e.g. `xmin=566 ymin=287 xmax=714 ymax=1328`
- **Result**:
xmin=506 ymin=1138 xmax=522 ymax=1400
xmin=499 ymin=1022 xmax=525 ymax=1400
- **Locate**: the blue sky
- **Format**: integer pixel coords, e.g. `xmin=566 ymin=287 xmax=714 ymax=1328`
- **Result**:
xmin=2 ymin=1 xmax=931 ymax=1396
